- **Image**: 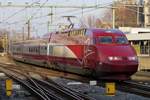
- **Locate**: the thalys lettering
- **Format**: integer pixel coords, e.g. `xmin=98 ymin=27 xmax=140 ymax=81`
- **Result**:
xmin=11 ymin=28 xmax=138 ymax=80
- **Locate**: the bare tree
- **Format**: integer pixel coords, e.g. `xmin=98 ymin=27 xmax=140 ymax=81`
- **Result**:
xmin=114 ymin=0 xmax=138 ymax=27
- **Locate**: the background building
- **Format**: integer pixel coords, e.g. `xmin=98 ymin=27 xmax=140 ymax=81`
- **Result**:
xmin=144 ymin=0 xmax=150 ymax=27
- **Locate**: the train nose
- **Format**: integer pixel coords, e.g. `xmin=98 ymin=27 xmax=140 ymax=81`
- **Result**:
xmin=98 ymin=55 xmax=138 ymax=75
xmin=97 ymin=45 xmax=138 ymax=63
xmin=96 ymin=55 xmax=138 ymax=80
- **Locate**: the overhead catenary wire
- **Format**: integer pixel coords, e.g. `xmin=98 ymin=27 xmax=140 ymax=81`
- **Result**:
xmin=4 ymin=1 xmax=145 ymax=32
xmin=1 ymin=8 xmax=80 ymax=25
xmin=27 ymin=0 xmax=49 ymax=22
xmin=2 ymin=0 xmax=144 ymax=26
xmin=1 ymin=0 xmax=41 ymax=23
xmin=1 ymin=2 xmax=114 ymax=23
xmin=6 ymin=5 xmax=145 ymax=26
xmin=29 ymin=2 xmax=145 ymax=28
xmin=0 ymin=1 xmax=115 ymax=26
xmin=1 ymin=1 xmax=119 ymax=38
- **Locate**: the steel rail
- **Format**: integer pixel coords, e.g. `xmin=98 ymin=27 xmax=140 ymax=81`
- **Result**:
xmin=36 ymin=83 xmax=64 ymax=100
xmin=47 ymin=79 xmax=95 ymax=100
xmin=119 ymin=81 xmax=150 ymax=98
xmin=32 ymin=78 xmax=87 ymax=100
xmin=0 ymin=62 xmax=94 ymax=100
xmin=124 ymin=81 xmax=150 ymax=91
xmin=0 ymin=67 xmax=52 ymax=100
xmin=0 ymin=66 xmax=71 ymax=100
xmin=96 ymin=79 xmax=150 ymax=98
xmin=2 ymin=71 xmax=48 ymax=100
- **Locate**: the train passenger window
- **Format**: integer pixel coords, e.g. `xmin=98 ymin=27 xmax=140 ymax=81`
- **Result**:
xmin=37 ymin=47 xmax=38 ymax=52
xmin=37 ymin=47 xmax=40 ymax=52
xmin=115 ymin=36 xmax=128 ymax=44
xmin=29 ymin=47 xmax=31 ymax=52
xmin=99 ymin=36 xmax=112 ymax=44
xmin=35 ymin=47 xmax=36 ymax=52
xmin=34 ymin=47 xmax=36 ymax=52
xmin=45 ymin=47 xmax=47 ymax=50
xmin=93 ymin=38 xmax=96 ymax=44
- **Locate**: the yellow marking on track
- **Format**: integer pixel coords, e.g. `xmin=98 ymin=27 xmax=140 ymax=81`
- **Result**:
xmin=6 ymin=79 xmax=13 ymax=96
xmin=105 ymin=82 xmax=116 ymax=96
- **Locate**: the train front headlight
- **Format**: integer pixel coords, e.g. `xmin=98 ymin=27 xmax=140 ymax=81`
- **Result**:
xmin=108 ymin=56 xmax=122 ymax=61
xmin=128 ymin=56 xmax=138 ymax=61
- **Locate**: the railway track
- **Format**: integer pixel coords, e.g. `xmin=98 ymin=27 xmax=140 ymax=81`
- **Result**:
xmin=118 ymin=80 xmax=150 ymax=98
xmin=0 ymin=62 xmax=95 ymax=100
xmin=14 ymin=61 xmax=90 ymax=82
xmin=97 ymin=80 xmax=150 ymax=98
xmin=1 ymin=62 xmax=150 ymax=99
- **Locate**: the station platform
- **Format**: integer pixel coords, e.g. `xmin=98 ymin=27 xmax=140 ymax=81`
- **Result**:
xmin=135 ymin=71 xmax=150 ymax=77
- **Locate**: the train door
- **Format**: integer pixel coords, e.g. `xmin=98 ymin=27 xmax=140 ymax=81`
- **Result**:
xmin=46 ymin=43 xmax=54 ymax=68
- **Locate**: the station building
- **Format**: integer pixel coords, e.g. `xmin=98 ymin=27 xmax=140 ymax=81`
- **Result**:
xmin=119 ymin=27 xmax=150 ymax=56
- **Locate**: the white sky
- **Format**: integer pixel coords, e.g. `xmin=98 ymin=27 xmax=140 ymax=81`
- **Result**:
xmin=0 ymin=0 xmax=113 ymax=37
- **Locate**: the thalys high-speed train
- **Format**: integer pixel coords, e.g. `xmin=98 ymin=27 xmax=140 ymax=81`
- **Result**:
xmin=11 ymin=28 xmax=138 ymax=80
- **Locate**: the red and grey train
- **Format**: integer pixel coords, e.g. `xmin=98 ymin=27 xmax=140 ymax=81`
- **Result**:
xmin=11 ymin=28 xmax=138 ymax=80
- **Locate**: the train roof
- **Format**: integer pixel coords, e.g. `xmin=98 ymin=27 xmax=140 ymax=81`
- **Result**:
xmin=43 ymin=28 xmax=124 ymax=37
xmin=59 ymin=28 xmax=124 ymax=34
xmin=13 ymin=28 xmax=125 ymax=45
xmin=12 ymin=39 xmax=48 ymax=45
xmin=90 ymin=28 xmax=124 ymax=34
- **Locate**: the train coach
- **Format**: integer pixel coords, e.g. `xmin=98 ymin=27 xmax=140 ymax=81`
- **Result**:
xmin=11 ymin=28 xmax=139 ymax=80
